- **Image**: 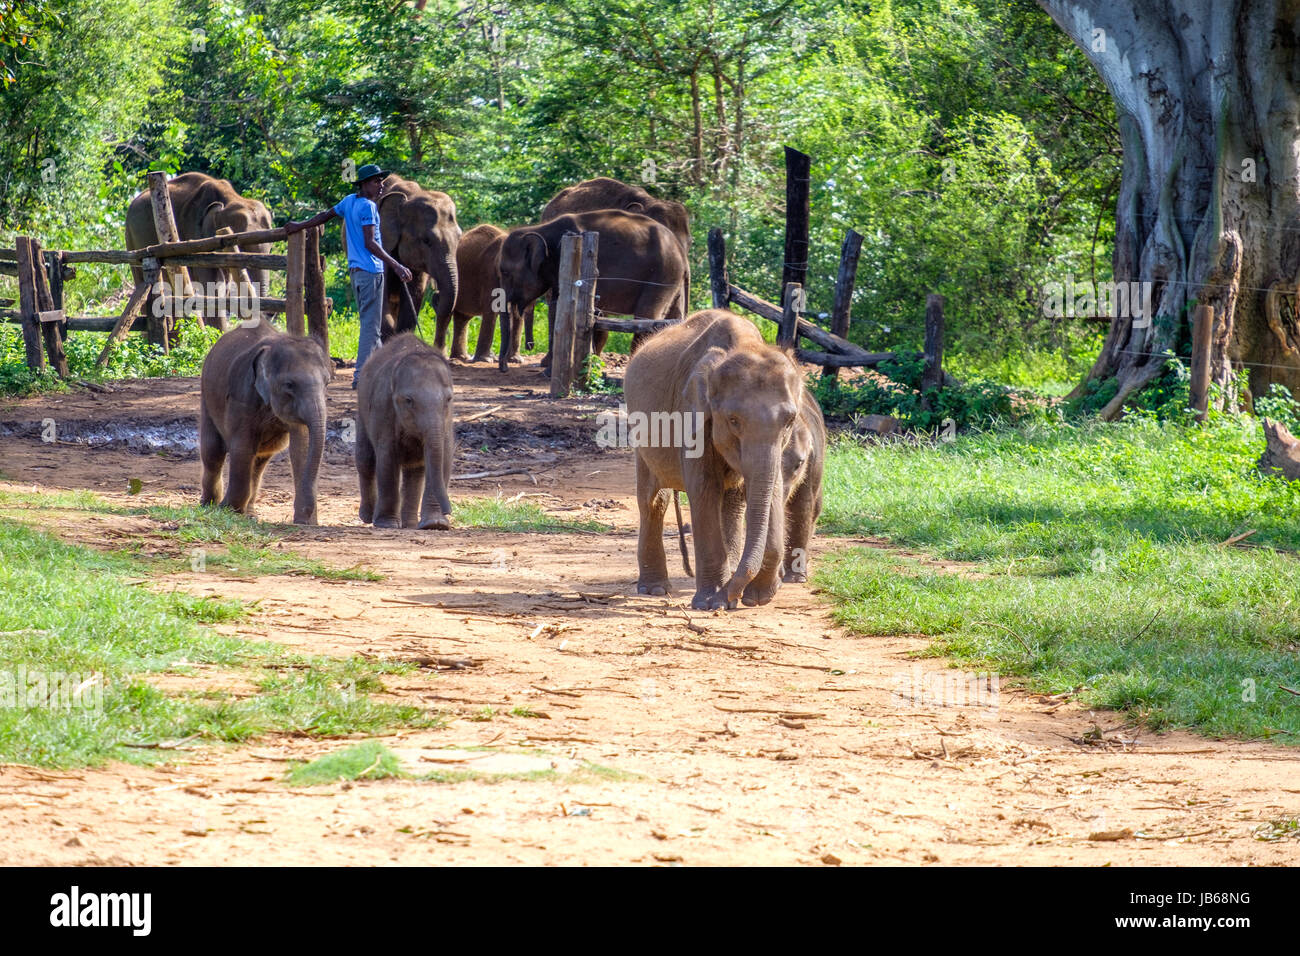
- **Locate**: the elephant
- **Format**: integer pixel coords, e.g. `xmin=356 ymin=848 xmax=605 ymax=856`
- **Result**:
xmin=542 ymin=177 xmax=692 ymax=319
xmin=355 ymin=333 xmax=455 ymax=530
xmin=125 ymin=172 xmax=273 ymax=308
xmin=624 ymin=309 xmax=825 ymax=610
xmin=372 ymin=175 xmax=461 ymax=348
xmin=497 ymin=209 xmax=687 ymax=372
xmin=445 ymin=223 xmax=519 ymax=364
xmin=198 ymin=323 xmax=333 ymax=525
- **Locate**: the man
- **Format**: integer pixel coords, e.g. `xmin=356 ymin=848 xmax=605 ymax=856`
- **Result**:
xmin=286 ymin=164 xmax=412 ymax=388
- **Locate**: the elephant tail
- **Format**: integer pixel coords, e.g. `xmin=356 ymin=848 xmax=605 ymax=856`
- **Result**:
xmin=673 ymin=491 xmax=693 ymax=578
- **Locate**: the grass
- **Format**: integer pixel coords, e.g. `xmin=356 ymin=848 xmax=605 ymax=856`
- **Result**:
xmin=0 ymin=495 xmax=424 ymax=768
xmin=0 ymin=488 xmax=380 ymax=581
xmin=454 ymin=495 xmax=611 ymax=534
xmin=285 ymin=741 xmax=407 ymax=786
xmin=815 ymin=413 xmax=1300 ymax=742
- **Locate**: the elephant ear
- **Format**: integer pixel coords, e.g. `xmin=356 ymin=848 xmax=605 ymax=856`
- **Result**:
xmin=522 ymin=232 xmax=547 ymax=273
xmin=231 ymin=341 xmax=275 ymax=406
xmin=625 ymin=201 xmax=646 ymax=214
xmin=683 ymin=346 xmax=728 ymax=418
xmin=201 ymin=200 xmax=226 ymax=234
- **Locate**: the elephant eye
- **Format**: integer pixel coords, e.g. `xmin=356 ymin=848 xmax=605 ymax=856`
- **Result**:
xmin=728 ymin=416 xmax=740 ymax=429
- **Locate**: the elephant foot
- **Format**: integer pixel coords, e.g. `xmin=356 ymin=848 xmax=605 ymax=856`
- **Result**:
xmin=359 ymin=505 xmax=374 ymax=523
xmin=742 ymin=575 xmax=781 ymax=607
xmin=292 ymin=513 xmax=318 ymax=526
xmin=418 ymin=513 xmax=451 ymax=531
xmin=691 ymin=587 xmax=736 ymax=611
xmin=782 ymin=569 xmax=809 ymax=584
xmin=508 ymin=354 xmax=523 ymax=365
xmin=637 ymin=578 xmax=670 ymax=597
xmin=373 ymin=515 xmax=400 ymax=529
xmin=470 ymin=352 xmax=491 ymax=364
xmin=450 ymin=351 xmax=471 ymax=363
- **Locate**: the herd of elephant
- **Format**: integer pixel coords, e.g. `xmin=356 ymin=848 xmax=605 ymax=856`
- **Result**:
xmin=132 ymin=171 xmax=822 ymax=610
xmin=124 ymin=172 xmax=691 ymax=370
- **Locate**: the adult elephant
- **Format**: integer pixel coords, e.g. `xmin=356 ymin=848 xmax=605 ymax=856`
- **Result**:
xmin=542 ymin=177 xmax=692 ymax=318
xmin=125 ymin=172 xmax=273 ymax=302
xmin=624 ymin=309 xmax=823 ymax=610
xmin=497 ymin=209 xmax=686 ymax=372
xmin=373 ymin=175 xmax=461 ymax=349
xmin=447 ymin=224 xmax=514 ymax=365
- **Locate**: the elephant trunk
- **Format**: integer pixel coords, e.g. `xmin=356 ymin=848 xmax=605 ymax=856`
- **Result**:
xmin=418 ymin=425 xmax=453 ymax=529
xmin=724 ymin=445 xmax=784 ymax=605
xmin=289 ymin=399 xmax=326 ymax=525
xmin=430 ymin=251 xmax=458 ymax=329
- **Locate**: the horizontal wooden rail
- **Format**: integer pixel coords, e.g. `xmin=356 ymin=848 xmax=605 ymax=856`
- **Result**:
xmin=141 ymin=226 xmax=290 ymax=258
xmin=728 ymin=282 xmax=898 ymax=367
xmin=591 ymin=317 xmax=678 ymax=334
xmin=796 ymin=347 xmax=912 ymax=368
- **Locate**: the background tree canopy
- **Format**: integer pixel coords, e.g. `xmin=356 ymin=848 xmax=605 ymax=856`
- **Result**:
xmin=0 ymin=0 xmax=1120 ymax=384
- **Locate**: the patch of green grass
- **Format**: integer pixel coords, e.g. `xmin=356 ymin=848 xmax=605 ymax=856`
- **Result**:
xmin=508 ymin=705 xmax=546 ymax=719
xmin=0 ymin=515 xmax=428 ymax=767
xmin=816 ymin=415 xmax=1300 ymax=742
xmin=455 ymin=496 xmax=611 ymax=534
xmin=284 ymin=741 xmax=407 ymax=786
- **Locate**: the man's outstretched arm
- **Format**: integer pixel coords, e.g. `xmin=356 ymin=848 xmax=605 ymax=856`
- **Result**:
xmin=284 ymin=209 xmax=337 ymax=234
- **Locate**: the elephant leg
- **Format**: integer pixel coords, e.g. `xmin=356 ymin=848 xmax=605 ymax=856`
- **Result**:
xmin=783 ymin=479 xmax=818 ymax=584
xmin=592 ymin=327 xmax=610 ymax=356
xmin=399 ymin=464 xmax=424 ymax=529
xmin=372 ymin=443 xmax=402 ymax=529
xmin=498 ymin=310 xmax=512 ymax=373
xmin=524 ymin=302 xmax=535 ymax=351
xmin=635 ymin=454 xmax=671 ymax=596
xmin=720 ymin=487 xmax=745 ymax=580
xmin=220 ymin=438 xmax=258 ymax=516
xmin=199 ymin=405 xmax=226 ymax=507
xmin=471 ymin=310 xmax=495 ymax=363
xmin=356 ymin=424 xmax=377 ymax=524
xmin=433 ymin=310 xmax=450 ymax=353
xmin=685 ymin=473 xmax=729 ymax=610
xmin=450 ymin=314 xmax=472 ymax=362
xmin=541 ymin=292 xmax=556 ymax=373
xmin=247 ymin=453 xmax=273 ymax=515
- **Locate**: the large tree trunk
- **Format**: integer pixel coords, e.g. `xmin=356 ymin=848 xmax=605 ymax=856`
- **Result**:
xmin=1040 ymin=0 xmax=1300 ymax=417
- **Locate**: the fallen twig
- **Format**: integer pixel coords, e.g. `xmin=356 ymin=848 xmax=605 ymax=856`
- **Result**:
xmin=451 ymin=467 xmax=536 ymax=482
xmin=456 ymin=404 xmax=504 ymax=425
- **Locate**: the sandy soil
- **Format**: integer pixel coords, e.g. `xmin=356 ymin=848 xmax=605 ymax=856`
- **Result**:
xmin=0 ymin=357 xmax=1297 ymax=866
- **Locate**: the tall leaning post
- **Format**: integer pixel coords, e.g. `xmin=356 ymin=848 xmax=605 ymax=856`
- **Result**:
xmin=146 ymin=170 xmax=194 ymax=349
xmin=14 ymin=237 xmax=44 ymax=372
xmin=922 ymin=293 xmax=945 ymax=400
xmin=779 ymin=282 xmax=802 ymax=346
xmin=708 ymin=228 xmax=730 ymax=309
xmin=1190 ymin=304 xmax=1214 ymax=422
xmin=781 ymin=147 xmax=812 ymax=301
xmin=572 ymin=231 xmax=600 ymax=390
xmin=285 ymin=228 xmax=307 ymax=336
xmin=824 ymin=229 xmax=863 ymax=381
xmin=549 ymin=233 xmax=583 ymax=399
xmin=305 ymin=226 xmax=329 ymax=354
xmin=28 ymin=238 xmax=68 ymax=377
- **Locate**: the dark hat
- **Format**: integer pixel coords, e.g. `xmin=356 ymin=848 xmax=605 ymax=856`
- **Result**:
xmin=355 ymin=163 xmax=389 ymax=184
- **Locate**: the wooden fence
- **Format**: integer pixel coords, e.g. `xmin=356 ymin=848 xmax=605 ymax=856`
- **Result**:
xmin=1 ymin=171 xmax=330 ymax=376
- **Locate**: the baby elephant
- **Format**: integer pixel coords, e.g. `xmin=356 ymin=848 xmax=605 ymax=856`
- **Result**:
xmin=355 ymin=333 xmax=455 ymax=530
xmin=199 ymin=323 xmax=333 ymax=525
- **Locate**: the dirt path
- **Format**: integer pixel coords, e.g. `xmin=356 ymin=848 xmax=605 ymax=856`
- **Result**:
xmin=1 ymin=360 xmax=1297 ymax=865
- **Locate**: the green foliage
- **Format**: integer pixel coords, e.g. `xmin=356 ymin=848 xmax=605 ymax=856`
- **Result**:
xmin=284 ymin=741 xmax=407 ymax=786
xmin=454 ymin=496 xmax=610 ymax=534
xmin=816 ymin=416 xmax=1300 ymax=741
xmin=1254 ymin=384 xmax=1300 ymax=434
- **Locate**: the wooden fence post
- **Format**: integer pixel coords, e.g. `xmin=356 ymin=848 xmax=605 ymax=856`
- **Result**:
xmin=549 ymin=233 xmax=583 ymax=399
xmin=824 ymin=229 xmax=863 ymax=380
xmin=781 ymin=146 xmax=812 ymax=301
xmin=922 ymin=293 xmax=945 ymax=395
xmin=708 ymin=228 xmax=729 ymax=309
xmin=14 ymin=237 xmax=44 ymax=372
xmin=142 ymin=255 xmax=169 ymax=350
xmin=305 ymin=225 xmax=329 ymax=353
xmin=28 ymin=238 xmax=68 ymax=377
xmin=146 ymin=171 xmax=194 ymax=347
xmin=285 ymin=228 xmax=307 ymax=336
xmin=779 ymin=282 xmax=802 ymax=346
xmin=1190 ymin=303 xmax=1214 ymax=421
xmin=572 ymin=231 xmax=599 ymax=389
xmin=46 ymin=250 xmax=66 ymax=341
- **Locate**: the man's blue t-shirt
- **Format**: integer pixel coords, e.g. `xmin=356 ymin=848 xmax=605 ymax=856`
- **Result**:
xmin=334 ymin=193 xmax=385 ymax=274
